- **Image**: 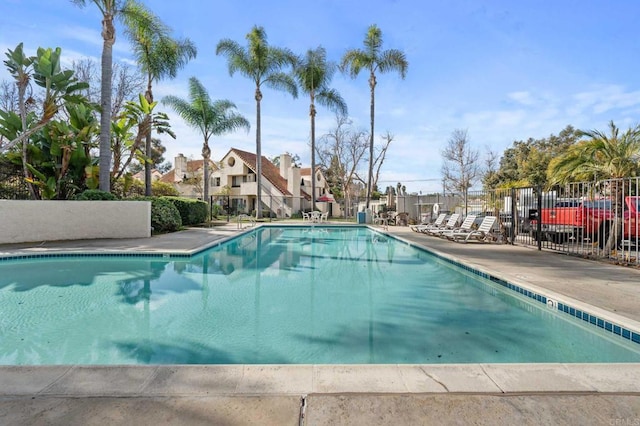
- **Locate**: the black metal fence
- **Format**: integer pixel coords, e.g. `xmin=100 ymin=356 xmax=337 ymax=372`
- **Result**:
xmin=0 ymin=160 xmax=29 ymax=200
xmin=425 ymin=178 xmax=640 ymax=266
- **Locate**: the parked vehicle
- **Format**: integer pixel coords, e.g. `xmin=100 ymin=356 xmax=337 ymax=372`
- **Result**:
xmin=532 ymin=196 xmax=640 ymax=246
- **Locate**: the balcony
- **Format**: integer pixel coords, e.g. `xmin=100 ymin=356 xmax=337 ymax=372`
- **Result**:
xmin=240 ymin=181 xmax=257 ymax=195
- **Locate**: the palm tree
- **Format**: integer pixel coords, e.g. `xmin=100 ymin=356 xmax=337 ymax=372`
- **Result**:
xmin=340 ymin=24 xmax=408 ymax=209
xmin=294 ymin=46 xmax=348 ymax=211
xmin=162 ymin=77 xmax=249 ymax=203
xmin=123 ymin=4 xmax=196 ymax=195
xmin=216 ymin=26 xmax=298 ymax=218
xmin=71 ymin=0 xmax=160 ymax=193
xmin=548 ymin=120 xmax=640 ymax=251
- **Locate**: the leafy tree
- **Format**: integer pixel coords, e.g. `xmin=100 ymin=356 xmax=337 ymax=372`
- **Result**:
xmin=162 ymin=76 xmax=249 ymax=202
xmin=216 ymin=25 xmax=298 ymax=218
xmin=123 ymin=3 xmax=196 ymax=195
xmin=548 ymin=121 xmax=640 ymax=252
xmin=128 ymin=137 xmax=169 ymax=175
xmin=340 ymin=24 xmax=408 ymax=209
xmin=112 ymin=93 xmax=175 ymax=180
xmin=2 ymin=43 xmax=36 ymax=198
xmin=491 ymin=125 xmax=580 ymax=188
xmin=294 ymin=46 xmax=347 ymax=210
xmin=71 ymin=0 xmax=160 ymax=193
xmin=1 ymin=45 xmax=90 ymax=199
xmin=22 ymin=102 xmax=98 ymax=199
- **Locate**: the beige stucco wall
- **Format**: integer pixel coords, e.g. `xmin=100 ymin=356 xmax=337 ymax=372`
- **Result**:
xmin=0 ymin=200 xmax=151 ymax=244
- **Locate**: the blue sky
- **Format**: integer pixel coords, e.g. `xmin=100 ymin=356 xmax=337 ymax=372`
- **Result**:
xmin=1 ymin=0 xmax=640 ymax=193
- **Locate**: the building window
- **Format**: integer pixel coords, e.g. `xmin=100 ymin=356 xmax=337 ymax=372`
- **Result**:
xmin=232 ymin=176 xmax=242 ymax=187
xmin=228 ymin=157 xmax=236 ymax=167
xmin=212 ymin=177 xmax=220 ymax=187
xmin=246 ymin=173 xmax=256 ymax=182
xmin=316 ymin=172 xmax=321 ymax=182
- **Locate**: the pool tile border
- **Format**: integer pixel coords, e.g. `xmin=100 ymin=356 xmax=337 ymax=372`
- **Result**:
xmin=382 ymin=228 xmax=640 ymax=348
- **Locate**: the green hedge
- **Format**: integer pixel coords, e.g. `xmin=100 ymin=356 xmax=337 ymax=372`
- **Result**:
xmin=129 ymin=196 xmax=182 ymax=233
xmin=163 ymin=196 xmax=208 ymax=226
xmin=74 ymin=189 xmax=118 ymax=200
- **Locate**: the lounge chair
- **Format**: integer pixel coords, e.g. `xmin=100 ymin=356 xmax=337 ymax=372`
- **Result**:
xmin=446 ymin=215 xmax=498 ymax=243
xmin=438 ymin=214 xmax=478 ymax=239
xmin=410 ymin=213 xmax=446 ymax=232
xmin=422 ymin=213 xmax=461 ymax=236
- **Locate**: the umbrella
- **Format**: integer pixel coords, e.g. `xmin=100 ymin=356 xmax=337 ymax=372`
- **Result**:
xmin=316 ymin=194 xmax=335 ymax=202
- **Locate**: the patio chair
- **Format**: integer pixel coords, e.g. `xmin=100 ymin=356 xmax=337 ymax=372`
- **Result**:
xmin=437 ymin=214 xmax=478 ymax=239
xmin=320 ymin=212 xmax=329 ymax=222
xmin=445 ymin=215 xmax=498 ymax=243
xmin=373 ymin=212 xmax=389 ymax=229
xmin=410 ymin=213 xmax=446 ymax=232
xmin=422 ymin=213 xmax=461 ymax=236
xmin=302 ymin=211 xmax=310 ymax=222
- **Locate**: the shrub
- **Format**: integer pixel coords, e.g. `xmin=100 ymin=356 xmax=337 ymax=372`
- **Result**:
xmin=129 ymin=196 xmax=182 ymax=233
xmin=113 ymin=177 xmax=179 ymax=198
xmin=163 ymin=196 xmax=207 ymax=226
xmin=75 ymin=189 xmax=118 ymax=200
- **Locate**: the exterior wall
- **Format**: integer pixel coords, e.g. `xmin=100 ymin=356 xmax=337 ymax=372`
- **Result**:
xmin=0 ymin=200 xmax=151 ymax=244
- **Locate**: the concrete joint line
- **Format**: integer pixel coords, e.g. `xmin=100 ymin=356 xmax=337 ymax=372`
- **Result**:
xmin=299 ymin=394 xmax=307 ymax=426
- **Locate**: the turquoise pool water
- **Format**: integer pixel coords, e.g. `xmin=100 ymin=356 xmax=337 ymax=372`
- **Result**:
xmin=1 ymin=226 xmax=639 ymax=365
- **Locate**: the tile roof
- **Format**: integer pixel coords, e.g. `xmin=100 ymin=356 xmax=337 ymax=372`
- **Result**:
xmin=230 ymin=148 xmax=293 ymax=196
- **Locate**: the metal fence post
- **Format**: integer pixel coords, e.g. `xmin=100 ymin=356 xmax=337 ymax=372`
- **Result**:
xmin=536 ymin=186 xmax=542 ymax=251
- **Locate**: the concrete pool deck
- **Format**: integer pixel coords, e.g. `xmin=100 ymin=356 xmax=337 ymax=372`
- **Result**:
xmin=1 ymin=222 xmax=640 ymax=425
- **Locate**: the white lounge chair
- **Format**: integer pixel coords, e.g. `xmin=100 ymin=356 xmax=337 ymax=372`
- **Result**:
xmin=438 ymin=214 xmax=478 ymax=239
xmin=423 ymin=213 xmax=460 ymax=236
xmin=446 ymin=215 xmax=498 ymax=243
xmin=411 ymin=213 xmax=446 ymax=232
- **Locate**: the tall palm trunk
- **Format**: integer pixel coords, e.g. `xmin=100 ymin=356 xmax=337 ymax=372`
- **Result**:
xmin=310 ymin=91 xmax=317 ymax=212
xmin=366 ymin=71 xmax=376 ymax=209
xmin=255 ymin=87 xmax=263 ymax=218
xmin=202 ymin=140 xmax=211 ymax=202
xmin=144 ymin=79 xmax=153 ymax=196
xmin=99 ymin=14 xmax=116 ymax=192
xmin=605 ymin=179 xmax=624 ymax=254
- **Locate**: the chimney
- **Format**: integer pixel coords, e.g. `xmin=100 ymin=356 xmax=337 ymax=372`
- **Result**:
xmin=279 ymin=153 xmax=291 ymax=178
xmin=174 ymin=153 xmax=187 ymax=182
xmin=289 ymin=165 xmax=301 ymax=212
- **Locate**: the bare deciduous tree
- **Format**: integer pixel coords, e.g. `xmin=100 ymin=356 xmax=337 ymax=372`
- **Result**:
xmin=441 ymin=129 xmax=480 ymax=214
xmin=72 ymin=59 xmax=145 ymax=118
xmin=0 ymin=80 xmax=20 ymax=113
xmin=354 ymin=130 xmax=394 ymax=194
xmin=317 ymin=114 xmax=368 ymax=217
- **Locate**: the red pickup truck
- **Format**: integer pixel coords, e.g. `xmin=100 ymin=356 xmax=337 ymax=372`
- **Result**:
xmin=532 ymin=196 xmax=640 ymax=246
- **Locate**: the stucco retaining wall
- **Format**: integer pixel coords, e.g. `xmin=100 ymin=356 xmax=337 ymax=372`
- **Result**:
xmin=0 ymin=200 xmax=151 ymax=244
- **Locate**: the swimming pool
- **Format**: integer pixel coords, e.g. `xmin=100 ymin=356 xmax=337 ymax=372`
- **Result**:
xmin=1 ymin=226 xmax=639 ymax=365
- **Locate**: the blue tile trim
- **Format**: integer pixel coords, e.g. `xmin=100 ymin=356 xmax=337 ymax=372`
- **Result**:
xmin=0 ymin=252 xmax=192 ymax=261
xmin=383 ymin=231 xmax=640 ymax=348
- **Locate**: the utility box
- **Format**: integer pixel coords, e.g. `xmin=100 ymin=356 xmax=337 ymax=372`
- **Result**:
xmin=357 ymin=211 xmax=366 ymax=224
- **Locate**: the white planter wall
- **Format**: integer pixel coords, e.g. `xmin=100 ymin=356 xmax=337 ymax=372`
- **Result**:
xmin=0 ymin=200 xmax=151 ymax=244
